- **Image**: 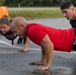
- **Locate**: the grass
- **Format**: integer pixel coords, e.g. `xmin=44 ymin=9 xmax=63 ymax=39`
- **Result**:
xmin=9 ymin=9 xmax=63 ymax=20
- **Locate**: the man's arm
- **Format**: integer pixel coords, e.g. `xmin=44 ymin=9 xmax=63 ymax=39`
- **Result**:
xmin=40 ymin=47 xmax=46 ymax=64
xmin=23 ymin=37 xmax=30 ymax=52
xmin=37 ymin=34 xmax=54 ymax=70
xmin=30 ymin=47 xmax=46 ymax=65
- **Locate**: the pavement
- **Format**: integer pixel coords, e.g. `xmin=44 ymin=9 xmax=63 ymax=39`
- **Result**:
xmin=0 ymin=41 xmax=76 ymax=75
xmin=8 ymin=7 xmax=59 ymax=10
xmin=0 ymin=18 xmax=76 ymax=75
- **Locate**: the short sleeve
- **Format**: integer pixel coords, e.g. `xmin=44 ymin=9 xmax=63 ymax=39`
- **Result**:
xmin=28 ymin=28 xmax=46 ymax=45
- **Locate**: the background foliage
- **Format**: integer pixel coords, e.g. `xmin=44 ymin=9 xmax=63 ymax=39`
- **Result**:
xmin=1 ymin=0 xmax=75 ymax=7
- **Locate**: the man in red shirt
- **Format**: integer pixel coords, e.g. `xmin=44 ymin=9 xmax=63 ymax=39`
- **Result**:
xmin=11 ymin=17 xmax=75 ymax=71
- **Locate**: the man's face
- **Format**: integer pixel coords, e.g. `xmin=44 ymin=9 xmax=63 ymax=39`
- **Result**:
xmin=11 ymin=24 xmax=26 ymax=38
xmin=61 ymin=7 xmax=74 ymax=20
xmin=0 ymin=24 xmax=10 ymax=34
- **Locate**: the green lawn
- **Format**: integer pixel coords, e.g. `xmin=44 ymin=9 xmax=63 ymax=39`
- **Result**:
xmin=9 ymin=9 xmax=63 ymax=20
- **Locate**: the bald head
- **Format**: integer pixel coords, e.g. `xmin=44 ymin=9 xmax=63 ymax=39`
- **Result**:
xmin=11 ymin=17 xmax=26 ymax=27
xmin=11 ymin=17 xmax=27 ymax=38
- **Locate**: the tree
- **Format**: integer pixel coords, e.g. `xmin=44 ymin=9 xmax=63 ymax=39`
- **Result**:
xmin=0 ymin=0 xmax=5 ymax=6
xmin=42 ymin=0 xmax=52 ymax=6
xmin=52 ymin=0 xmax=60 ymax=6
xmin=71 ymin=0 xmax=76 ymax=6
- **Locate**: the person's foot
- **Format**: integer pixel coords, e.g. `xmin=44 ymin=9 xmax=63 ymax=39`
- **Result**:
xmin=17 ymin=37 xmax=22 ymax=44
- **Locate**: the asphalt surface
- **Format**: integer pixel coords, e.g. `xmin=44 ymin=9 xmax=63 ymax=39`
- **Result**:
xmin=8 ymin=7 xmax=59 ymax=10
xmin=0 ymin=18 xmax=76 ymax=75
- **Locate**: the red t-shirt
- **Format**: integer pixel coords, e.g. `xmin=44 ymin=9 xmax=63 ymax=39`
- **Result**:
xmin=26 ymin=23 xmax=74 ymax=52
